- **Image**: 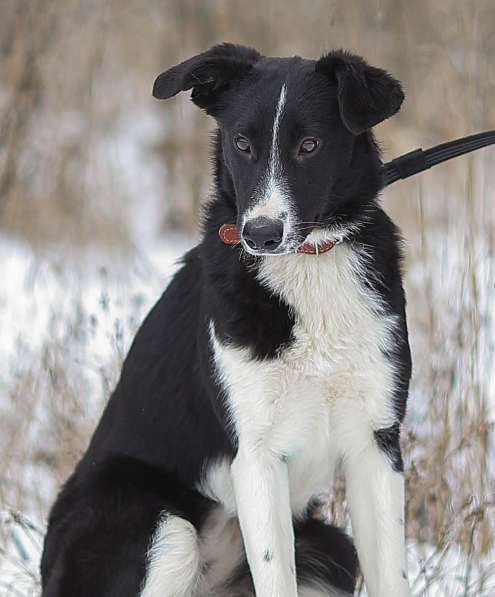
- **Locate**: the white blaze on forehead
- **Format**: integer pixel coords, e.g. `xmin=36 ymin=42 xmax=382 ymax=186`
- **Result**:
xmin=244 ymin=83 xmax=293 ymax=225
xmin=269 ymin=83 xmax=287 ymax=178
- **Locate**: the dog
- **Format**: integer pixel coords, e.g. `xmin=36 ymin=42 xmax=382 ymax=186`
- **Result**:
xmin=40 ymin=43 xmax=412 ymax=597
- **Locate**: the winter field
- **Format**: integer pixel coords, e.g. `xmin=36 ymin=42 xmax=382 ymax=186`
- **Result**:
xmin=0 ymin=1 xmax=494 ymax=595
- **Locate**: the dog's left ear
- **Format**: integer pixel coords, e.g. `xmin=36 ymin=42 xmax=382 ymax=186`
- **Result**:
xmin=153 ymin=43 xmax=261 ymax=114
xmin=316 ymin=50 xmax=404 ymax=135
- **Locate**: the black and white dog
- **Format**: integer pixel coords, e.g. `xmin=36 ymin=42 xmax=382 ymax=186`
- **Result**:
xmin=41 ymin=44 xmax=412 ymax=597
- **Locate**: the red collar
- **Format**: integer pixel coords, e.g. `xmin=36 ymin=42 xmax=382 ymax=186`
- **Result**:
xmin=218 ymin=224 xmax=335 ymax=255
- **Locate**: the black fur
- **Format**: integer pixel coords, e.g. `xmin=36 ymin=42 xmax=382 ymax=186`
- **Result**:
xmin=374 ymin=424 xmax=404 ymax=473
xmin=315 ymin=49 xmax=404 ymax=134
xmin=41 ymin=43 xmax=411 ymax=596
xmin=40 ymin=457 xmax=215 ymax=597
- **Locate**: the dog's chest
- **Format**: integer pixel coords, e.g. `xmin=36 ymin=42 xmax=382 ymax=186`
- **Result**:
xmin=209 ymin=245 xmax=397 ymax=513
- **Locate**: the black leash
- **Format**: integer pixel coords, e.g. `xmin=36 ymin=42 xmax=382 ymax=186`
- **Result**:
xmin=382 ymin=130 xmax=495 ymax=187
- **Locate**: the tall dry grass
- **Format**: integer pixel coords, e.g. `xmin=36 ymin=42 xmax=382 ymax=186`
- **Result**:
xmin=0 ymin=1 xmax=494 ymax=594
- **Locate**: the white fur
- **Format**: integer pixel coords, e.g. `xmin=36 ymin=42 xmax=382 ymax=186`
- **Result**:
xmin=199 ymin=507 xmax=245 ymax=593
xmin=243 ymin=84 xmax=296 ymax=250
xmin=299 ymin=586 xmax=351 ymax=597
xmin=269 ymin=83 xmax=287 ymax=179
xmin=344 ymin=447 xmax=408 ymax=596
xmin=197 ymin=458 xmax=237 ymax=515
xmin=140 ymin=509 xmax=248 ymax=597
xmin=140 ymin=515 xmax=201 ymax=597
xmin=208 ymin=243 xmax=409 ymax=596
xmin=231 ymin=443 xmax=298 ymax=597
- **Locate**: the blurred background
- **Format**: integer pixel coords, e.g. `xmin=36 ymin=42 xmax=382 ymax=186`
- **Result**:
xmin=0 ymin=1 xmax=494 ymax=595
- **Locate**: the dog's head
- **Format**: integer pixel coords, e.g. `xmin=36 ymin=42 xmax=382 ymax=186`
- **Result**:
xmin=154 ymin=43 xmax=404 ymax=256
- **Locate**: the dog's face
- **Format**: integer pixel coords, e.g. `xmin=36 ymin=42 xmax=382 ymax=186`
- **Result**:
xmin=154 ymin=44 xmax=403 ymax=255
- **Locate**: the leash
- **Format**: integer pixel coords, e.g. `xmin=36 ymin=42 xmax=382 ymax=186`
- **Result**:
xmin=382 ymin=130 xmax=495 ymax=187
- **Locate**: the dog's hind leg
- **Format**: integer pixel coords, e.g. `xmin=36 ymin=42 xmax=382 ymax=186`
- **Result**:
xmin=140 ymin=514 xmax=203 ymax=597
xmin=41 ymin=458 xmax=213 ymax=597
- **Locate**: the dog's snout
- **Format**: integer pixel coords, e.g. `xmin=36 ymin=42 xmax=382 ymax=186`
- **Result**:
xmin=242 ymin=217 xmax=284 ymax=252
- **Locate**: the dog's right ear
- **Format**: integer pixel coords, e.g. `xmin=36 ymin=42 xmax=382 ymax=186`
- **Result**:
xmin=153 ymin=43 xmax=261 ymax=114
xmin=316 ymin=50 xmax=404 ymax=135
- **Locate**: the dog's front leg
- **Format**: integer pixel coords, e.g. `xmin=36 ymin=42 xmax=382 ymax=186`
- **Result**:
xmin=343 ymin=424 xmax=409 ymax=597
xmin=231 ymin=444 xmax=298 ymax=597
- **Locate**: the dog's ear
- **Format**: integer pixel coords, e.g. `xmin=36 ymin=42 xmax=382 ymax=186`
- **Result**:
xmin=315 ymin=50 xmax=404 ymax=135
xmin=153 ymin=43 xmax=261 ymax=113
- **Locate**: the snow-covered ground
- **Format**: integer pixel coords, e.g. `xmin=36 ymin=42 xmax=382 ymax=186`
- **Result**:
xmin=0 ymin=233 xmax=190 ymax=596
xmin=2 ymin=504 xmax=494 ymax=596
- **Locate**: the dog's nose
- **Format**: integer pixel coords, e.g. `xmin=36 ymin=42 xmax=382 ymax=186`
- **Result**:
xmin=242 ymin=217 xmax=284 ymax=252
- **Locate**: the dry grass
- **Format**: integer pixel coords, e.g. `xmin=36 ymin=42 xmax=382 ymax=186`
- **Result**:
xmin=0 ymin=1 xmax=494 ymax=595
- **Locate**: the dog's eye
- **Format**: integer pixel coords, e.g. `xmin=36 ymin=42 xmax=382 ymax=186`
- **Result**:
xmin=234 ymin=135 xmax=251 ymax=153
xmin=298 ymin=138 xmax=319 ymax=155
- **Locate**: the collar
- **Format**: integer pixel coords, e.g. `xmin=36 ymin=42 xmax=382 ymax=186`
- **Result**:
xmin=218 ymin=224 xmax=336 ymax=255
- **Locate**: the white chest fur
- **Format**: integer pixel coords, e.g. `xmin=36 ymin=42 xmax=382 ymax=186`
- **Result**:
xmin=206 ymin=243 xmax=399 ymax=515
